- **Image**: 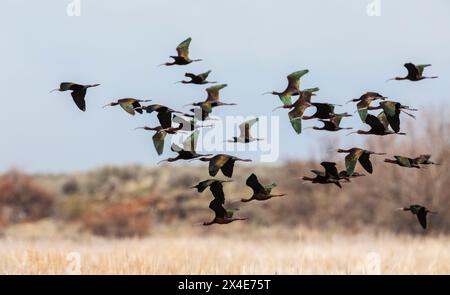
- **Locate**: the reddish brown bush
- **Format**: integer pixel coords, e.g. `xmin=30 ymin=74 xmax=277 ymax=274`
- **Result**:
xmin=82 ymin=198 xmax=151 ymax=237
xmin=0 ymin=170 xmax=55 ymax=226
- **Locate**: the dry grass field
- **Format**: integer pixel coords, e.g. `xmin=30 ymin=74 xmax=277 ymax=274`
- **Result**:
xmin=1 ymin=228 xmax=449 ymax=275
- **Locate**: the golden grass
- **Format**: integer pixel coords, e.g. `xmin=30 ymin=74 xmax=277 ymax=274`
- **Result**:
xmin=1 ymin=230 xmax=449 ymax=275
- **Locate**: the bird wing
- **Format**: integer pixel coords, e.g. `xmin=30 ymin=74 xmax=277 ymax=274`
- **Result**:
xmin=365 ymin=114 xmax=386 ymax=131
xmin=381 ymin=101 xmax=398 ymax=117
xmin=394 ymin=156 xmax=413 ymax=167
xmin=132 ymin=101 xmax=143 ymax=114
xmin=321 ymin=162 xmax=339 ymax=178
xmin=278 ymin=94 xmax=293 ymax=106
xmin=330 ymin=115 xmax=343 ymax=127
xmin=182 ymin=130 xmax=200 ymax=152
xmin=311 ymin=103 xmax=335 ymax=118
xmin=198 ymin=70 xmax=211 ymax=80
xmin=152 ymin=131 xmax=166 ymax=155
xmin=377 ymin=112 xmax=390 ymax=130
xmin=59 ymin=82 xmax=79 ymax=91
xmin=71 ymin=89 xmax=87 ymax=111
xmin=356 ymin=100 xmax=371 ymax=122
xmin=245 ymin=173 xmax=265 ymax=194
xmin=416 ymin=64 xmax=431 ymax=76
xmin=209 ymin=199 xmax=227 ymax=219
xmin=157 ymin=111 xmax=173 ymax=129
xmin=193 ymin=179 xmax=214 ymax=192
xmin=208 ymin=155 xmax=228 ymax=177
xmin=239 ymin=118 xmax=258 ymax=139
xmin=404 ymin=63 xmax=419 ymax=78
xmin=220 ymin=158 xmax=235 ymax=178
xmin=358 ymin=152 xmax=373 ymax=174
xmin=205 ymin=84 xmax=227 ymax=102
xmin=170 ymin=143 xmax=183 ymax=153
xmin=209 ymin=181 xmax=225 ymax=204
xmin=118 ymin=100 xmax=137 ymax=115
xmin=286 ymin=69 xmax=309 ymax=90
xmin=345 ymin=149 xmax=363 ymax=176
xmin=288 ymin=111 xmax=303 ymax=134
xmin=414 ymin=154 xmax=431 ymax=164
xmin=176 ymin=37 xmax=192 ymax=60
xmin=319 ymin=119 xmax=337 ymax=130
xmin=417 ymin=207 xmax=427 ymax=229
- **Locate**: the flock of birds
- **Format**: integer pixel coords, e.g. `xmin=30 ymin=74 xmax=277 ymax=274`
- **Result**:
xmin=51 ymin=37 xmax=440 ymax=229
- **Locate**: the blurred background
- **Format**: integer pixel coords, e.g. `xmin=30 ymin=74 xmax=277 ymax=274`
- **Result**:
xmin=0 ymin=0 xmax=449 ymax=274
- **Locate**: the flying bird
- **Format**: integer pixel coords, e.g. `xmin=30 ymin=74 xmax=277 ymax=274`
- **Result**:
xmin=227 ymin=118 xmax=262 ymax=143
xmin=384 ymin=156 xmax=421 ymax=169
xmin=103 ymin=98 xmax=151 ymax=115
xmin=302 ymin=103 xmax=350 ymax=120
xmin=197 ymin=154 xmax=252 ymax=178
xmin=158 ymin=130 xmax=212 ymax=163
xmin=203 ymin=198 xmax=247 ymax=226
xmin=302 ymin=162 xmax=347 ymax=188
xmin=396 ymin=205 xmax=437 ymax=229
xmin=241 ymin=173 xmax=286 ymax=202
xmin=346 ymin=92 xmax=386 ymax=122
xmin=51 ymin=82 xmax=100 ymax=111
xmin=347 ymin=113 xmax=406 ymax=136
xmin=159 ymin=37 xmax=202 ymax=66
xmin=135 ymin=125 xmax=184 ymax=155
xmin=175 ymin=70 xmax=216 ymax=85
xmin=190 ymin=179 xmax=233 ymax=194
xmin=367 ymin=101 xmax=417 ymax=133
xmin=184 ymin=84 xmax=236 ymax=110
xmin=272 ymin=98 xmax=312 ymax=134
xmin=263 ymin=70 xmax=310 ymax=105
xmin=306 ymin=114 xmax=352 ymax=132
xmin=337 ymin=148 xmax=386 ymax=176
xmin=135 ymin=104 xmax=188 ymax=129
xmin=388 ymin=63 xmax=438 ymax=82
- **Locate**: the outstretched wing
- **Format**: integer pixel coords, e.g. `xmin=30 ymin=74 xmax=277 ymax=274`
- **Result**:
xmin=358 ymin=152 xmax=373 ymax=174
xmin=416 ymin=64 xmax=431 ymax=76
xmin=239 ymin=118 xmax=259 ymax=139
xmin=157 ymin=111 xmax=173 ymax=129
xmin=417 ymin=207 xmax=427 ymax=229
xmin=176 ymin=37 xmax=192 ymax=60
xmin=220 ymin=158 xmax=235 ymax=178
xmin=344 ymin=149 xmax=363 ymax=176
xmin=183 ymin=130 xmax=200 ymax=152
xmin=209 ymin=155 xmax=229 ymax=177
xmin=206 ymin=84 xmax=227 ymax=102
xmin=245 ymin=173 xmax=265 ymax=194
xmin=71 ymin=89 xmax=87 ymax=111
xmin=311 ymin=103 xmax=335 ymax=118
xmin=286 ymin=69 xmax=309 ymax=90
xmin=404 ymin=63 xmax=419 ymax=78
xmin=198 ymin=70 xmax=211 ymax=80
xmin=414 ymin=154 xmax=431 ymax=164
xmin=288 ymin=112 xmax=302 ymax=134
xmin=209 ymin=181 xmax=225 ymax=204
xmin=152 ymin=131 xmax=166 ymax=155
xmin=321 ymin=162 xmax=339 ymax=178
xmin=365 ymin=114 xmax=386 ymax=131
xmin=394 ymin=156 xmax=413 ymax=167
xmin=209 ymin=198 xmax=226 ymax=219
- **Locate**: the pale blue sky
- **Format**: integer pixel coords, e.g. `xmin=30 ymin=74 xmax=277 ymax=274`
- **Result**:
xmin=1 ymin=0 xmax=449 ymax=173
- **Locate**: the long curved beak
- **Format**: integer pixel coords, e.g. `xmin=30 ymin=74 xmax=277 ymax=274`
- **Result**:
xmin=345 ymin=99 xmax=356 ymax=104
xmin=174 ymin=81 xmax=183 ymax=84
xmin=394 ymin=207 xmax=405 ymax=211
xmin=157 ymin=159 xmax=169 ymax=164
xmin=262 ymin=92 xmax=272 ymax=95
xmin=49 ymin=88 xmax=59 ymax=93
xmin=272 ymin=106 xmax=284 ymax=112
xmin=386 ymin=78 xmax=395 ymax=82
xmin=182 ymin=103 xmax=193 ymax=108
xmin=102 ymin=103 xmax=111 ymax=108
xmin=134 ymin=127 xmax=147 ymax=130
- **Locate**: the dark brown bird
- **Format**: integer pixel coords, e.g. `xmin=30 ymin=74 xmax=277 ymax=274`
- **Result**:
xmin=241 ymin=173 xmax=286 ymax=202
xmin=135 ymin=104 xmax=188 ymax=129
xmin=302 ymin=103 xmax=351 ymax=120
xmin=203 ymin=198 xmax=247 ymax=226
xmin=227 ymin=118 xmax=263 ymax=143
xmin=158 ymin=130 xmax=212 ymax=163
xmin=302 ymin=162 xmax=347 ymax=188
xmin=388 ymin=63 xmax=438 ymax=81
xmin=337 ymin=148 xmax=386 ymax=176
xmin=396 ymin=205 xmax=437 ymax=229
xmin=307 ymin=114 xmax=352 ymax=132
xmin=347 ymin=113 xmax=406 ymax=136
xmin=384 ymin=156 xmax=421 ymax=169
xmin=272 ymin=98 xmax=312 ymax=134
xmin=413 ymin=154 xmax=440 ymax=166
xmin=103 ymin=98 xmax=151 ymax=115
xmin=135 ymin=125 xmax=184 ymax=155
xmin=184 ymin=84 xmax=236 ymax=110
xmin=159 ymin=37 xmax=202 ymax=66
xmin=175 ymin=70 xmax=216 ymax=85
xmin=190 ymin=179 xmax=233 ymax=193
xmin=263 ymin=70 xmax=311 ymax=105
xmin=197 ymin=154 xmax=252 ymax=178
xmin=367 ymin=100 xmax=417 ymax=133
xmin=346 ymin=92 xmax=386 ymax=122
xmin=51 ymin=82 xmax=100 ymax=111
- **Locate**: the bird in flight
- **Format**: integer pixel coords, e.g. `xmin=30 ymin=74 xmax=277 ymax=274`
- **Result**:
xmin=241 ymin=173 xmax=286 ymax=202
xmin=337 ymin=148 xmax=385 ymax=176
xmin=103 ymin=98 xmax=151 ymax=115
xmin=347 ymin=113 xmax=406 ymax=136
xmin=197 ymin=154 xmax=252 ymax=178
xmin=159 ymin=37 xmax=202 ymax=66
xmin=366 ymin=100 xmax=417 ymax=133
xmin=302 ymin=162 xmax=348 ymax=188
xmin=346 ymin=92 xmax=386 ymax=122
xmin=263 ymin=69 xmax=311 ymax=105
xmin=175 ymin=70 xmax=217 ymax=85
xmin=227 ymin=118 xmax=263 ymax=143
xmin=396 ymin=205 xmax=437 ymax=229
xmin=388 ymin=63 xmax=438 ymax=82
xmin=51 ymin=82 xmax=100 ymax=111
